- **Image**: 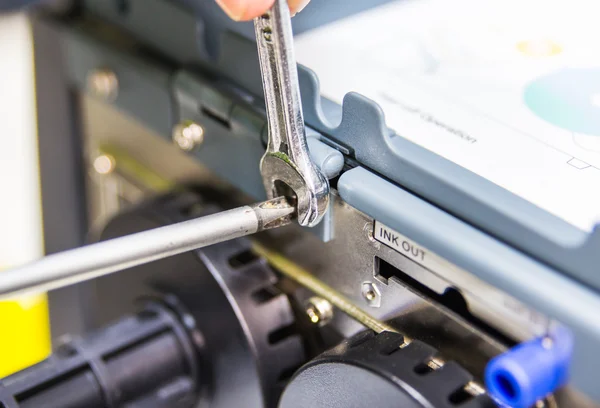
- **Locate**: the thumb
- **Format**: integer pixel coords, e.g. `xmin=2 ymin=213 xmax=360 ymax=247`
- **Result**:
xmin=216 ymin=0 xmax=276 ymax=21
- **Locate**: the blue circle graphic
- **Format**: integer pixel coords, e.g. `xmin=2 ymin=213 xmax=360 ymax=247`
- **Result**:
xmin=524 ymin=68 xmax=600 ymax=136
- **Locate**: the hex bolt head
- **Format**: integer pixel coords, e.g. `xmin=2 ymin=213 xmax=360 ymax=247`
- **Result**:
xmin=305 ymin=297 xmax=334 ymax=327
xmin=362 ymin=282 xmax=381 ymax=308
xmin=172 ymin=121 xmax=205 ymax=152
xmin=87 ymin=68 xmax=119 ymax=101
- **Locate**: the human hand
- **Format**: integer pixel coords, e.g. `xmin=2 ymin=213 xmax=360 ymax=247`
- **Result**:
xmin=216 ymin=0 xmax=310 ymax=21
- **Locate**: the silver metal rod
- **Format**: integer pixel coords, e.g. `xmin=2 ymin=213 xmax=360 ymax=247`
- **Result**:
xmin=0 ymin=198 xmax=294 ymax=300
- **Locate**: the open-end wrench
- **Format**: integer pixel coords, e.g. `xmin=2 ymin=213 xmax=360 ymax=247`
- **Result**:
xmin=254 ymin=0 xmax=330 ymax=227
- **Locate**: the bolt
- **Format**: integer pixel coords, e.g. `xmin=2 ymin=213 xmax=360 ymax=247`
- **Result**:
xmin=87 ymin=68 xmax=119 ymax=101
xmin=172 ymin=121 xmax=205 ymax=152
xmin=93 ymin=154 xmax=116 ymax=175
xmin=364 ymin=222 xmax=380 ymax=248
xmin=464 ymin=381 xmax=486 ymax=397
xmin=305 ymin=297 xmax=334 ymax=327
xmin=361 ymin=282 xmax=381 ymax=308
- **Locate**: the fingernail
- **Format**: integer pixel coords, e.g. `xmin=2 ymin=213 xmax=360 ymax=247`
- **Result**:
xmin=290 ymin=0 xmax=310 ymax=15
xmin=215 ymin=0 xmax=245 ymax=21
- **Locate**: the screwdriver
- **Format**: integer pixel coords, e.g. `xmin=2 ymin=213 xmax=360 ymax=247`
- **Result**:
xmin=0 ymin=198 xmax=294 ymax=300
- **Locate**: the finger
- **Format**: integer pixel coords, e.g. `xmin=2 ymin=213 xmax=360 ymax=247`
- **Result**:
xmin=216 ymin=0 xmax=275 ymax=21
xmin=288 ymin=0 xmax=310 ymax=15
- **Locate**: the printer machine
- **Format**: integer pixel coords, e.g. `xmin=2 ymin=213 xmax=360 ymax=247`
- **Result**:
xmin=0 ymin=1 xmax=599 ymax=407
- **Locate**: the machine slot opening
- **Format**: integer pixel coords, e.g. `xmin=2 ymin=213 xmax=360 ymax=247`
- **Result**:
xmin=375 ymin=257 xmax=510 ymax=343
xmin=448 ymin=388 xmax=474 ymax=405
xmin=375 ymin=257 xmax=469 ymax=318
xmin=200 ymin=107 xmax=231 ymax=129
xmin=268 ymin=324 xmax=297 ymax=345
xmin=228 ymin=250 xmax=259 ymax=268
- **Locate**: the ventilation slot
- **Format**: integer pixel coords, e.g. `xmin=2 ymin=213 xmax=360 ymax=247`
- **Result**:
xmin=200 ymin=107 xmax=230 ymax=129
xmin=413 ymin=363 xmax=435 ymax=376
xmin=229 ymin=250 xmax=259 ymax=269
xmin=116 ymin=0 xmax=130 ymax=15
xmin=251 ymin=286 xmax=280 ymax=304
xmin=448 ymin=388 xmax=474 ymax=405
xmin=268 ymin=325 xmax=296 ymax=345
xmin=277 ymin=364 xmax=302 ymax=384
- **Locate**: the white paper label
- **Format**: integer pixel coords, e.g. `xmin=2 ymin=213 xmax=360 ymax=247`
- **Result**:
xmin=374 ymin=221 xmax=427 ymax=265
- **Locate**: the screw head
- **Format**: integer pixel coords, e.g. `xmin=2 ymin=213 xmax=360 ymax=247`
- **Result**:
xmin=173 ymin=121 xmax=205 ymax=152
xmin=364 ymin=222 xmax=381 ymax=248
xmin=87 ymin=68 xmax=119 ymax=101
xmin=305 ymin=297 xmax=334 ymax=327
xmin=362 ymin=282 xmax=381 ymax=308
xmin=93 ymin=154 xmax=116 ymax=175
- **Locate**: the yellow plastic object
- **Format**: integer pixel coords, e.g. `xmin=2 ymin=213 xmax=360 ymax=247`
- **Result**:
xmin=0 ymin=292 xmax=51 ymax=378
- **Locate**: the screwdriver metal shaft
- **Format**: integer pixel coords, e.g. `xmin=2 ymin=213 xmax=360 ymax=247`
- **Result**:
xmin=0 ymin=198 xmax=294 ymax=300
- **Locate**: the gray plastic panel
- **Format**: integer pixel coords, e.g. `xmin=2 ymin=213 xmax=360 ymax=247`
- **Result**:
xmin=338 ymin=166 xmax=600 ymax=401
xmin=172 ymin=71 xmax=266 ymax=199
xmin=63 ymin=29 xmax=174 ymax=138
xmin=83 ymin=0 xmax=397 ymax=59
xmin=82 ymin=0 xmax=208 ymax=63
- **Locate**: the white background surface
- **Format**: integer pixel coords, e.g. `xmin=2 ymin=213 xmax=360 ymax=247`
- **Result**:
xmin=295 ymin=0 xmax=600 ymax=231
xmin=0 ymin=14 xmax=44 ymax=268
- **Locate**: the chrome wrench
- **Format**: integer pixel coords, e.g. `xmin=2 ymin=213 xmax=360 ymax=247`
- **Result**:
xmin=254 ymin=0 xmax=330 ymax=227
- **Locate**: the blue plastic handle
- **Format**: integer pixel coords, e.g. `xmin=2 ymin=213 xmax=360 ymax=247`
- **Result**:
xmin=485 ymin=326 xmax=573 ymax=408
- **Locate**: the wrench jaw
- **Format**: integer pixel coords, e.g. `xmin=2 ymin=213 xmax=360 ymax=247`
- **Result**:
xmin=261 ymin=153 xmax=329 ymax=227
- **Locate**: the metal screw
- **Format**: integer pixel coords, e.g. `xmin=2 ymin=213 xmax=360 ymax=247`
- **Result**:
xmin=93 ymin=154 xmax=116 ymax=175
xmin=87 ymin=68 xmax=119 ymax=101
xmin=362 ymin=282 xmax=381 ymax=308
xmin=172 ymin=121 xmax=205 ymax=152
xmin=305 ymin=297 xmax=334 ymax=327
xmin=364 ymin=222 xmax=380 ymax=248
